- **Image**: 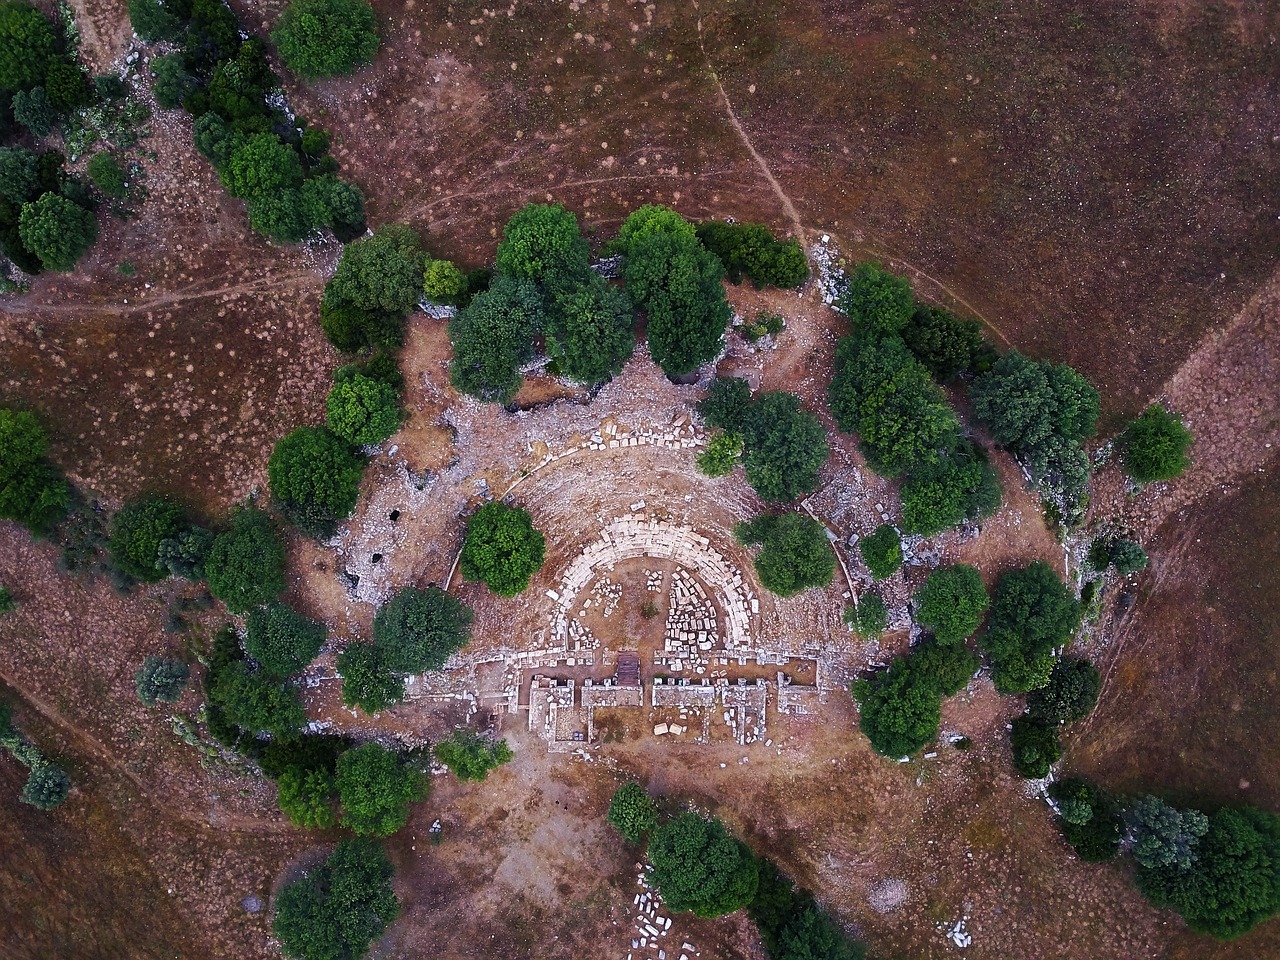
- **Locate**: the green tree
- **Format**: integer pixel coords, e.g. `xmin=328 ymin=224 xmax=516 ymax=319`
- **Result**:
xmin=982 ymin=561 xmax=1080 ymax=694
xmin=735 ymin=512 xmax=835 ymax=598
xmin=18 ymin=193 xmax=98 ymax=272
xmin=337 ymin=642 xmax=404 ymax=713
xmin=246 ymin=603 xmax=327 ymax=677
xmin=844 ymin=594 xmax=888 ymax=638
xmin=0 ymin=2 xmax=56 ymax=92
xmin=268 ymin=426 xmax=365 ymax=537
xmin=372 ymin=586 xmax=473 ymax=674
xmin=1128 ymin=796 xmax=1210 ymax=871
xmin=277 ymin=767 xmax=337 ymax=829
xmin=21 ymin=762 xmax=70 ymax=809
xmin=649 ymin=812 xmax=759 ymax=918
xmin=695 ymin=221 xmax=808 ymax=289
xmin=1136 ymin=807 xmax=1280 ymax=938
xmin=913 ymin=564 xmax=989 ymax=645
xmin=1049 ymin=778 xmax=1123 ymax=863
xmin=1108 ymin=538 xmax=1148 ymax=575
xmin=326 ymin=370 xmax=401 ymax=446
xmin=433 ymin=730 xmax=513 ymax=782
xmin=901 ymin=304 xmax=988 ymax=381
xmin=135 ymin=656 xmax=190 ymax=706
xmin=126 ymin=0 xmax=183 ymax=41
xmin=273 ymin=0 xmax=379 ymax=80
xmin=696 ymin=431 xmax=743 ymax=478
xmin=448 ymin=274 xmax=544 ymax=404
xmin=776 ymin=905 xmax=865 ymax=960
xmin=156 ymin=524 xmax=215 ymax=580
xmin=739 ymin=392 xmax=829 ymax=503
xmin=0 ymin=587 xmax=13 ymax=613
xmin=1026 ymin=656 xmax=1100 ymax=725
xmin=108 ymin=495 xmax=186 ymax=582
xmin=12 ymin=86 xmax=54 ymax=136
xmin=460 ymin=501 xmax=546 ymax=597
xmin=900 ymin=442 xmax=1002 ymax=537
xmin=972 ymin=352 xmax=1099 ymax=451
xmin=87 ymin=152 xmax=127 ymax=199
xmin=150 ymin=53 xmax=197 ymax=109
xmin=422 ymin=258 xmax=466 ymax=303
xmin=698 ymin=376 xmax=754 ymax=433
xmin=544 ymin=272 xmax=635 ymax=385
xmin=1119 ymin=404 xmax=1193 ymax=484
xmin=837 ymin=263 xmax=914 ymax=337
xmin=607 ymin=782 xmax=658 ymax=843
xmin=0 ymin=407 xmax=69 ymax=535
xmin=326 ymin=224 xmax=425 ymax=314
xmin=212 ymin=661 xmax=306 ymax=738
xmin=0 ymin=147 xmax=41 ymax=201
xmin=335 ymin=742 xmax=426 ymax=837
xmin=205 ymin=507 xmax=287 ymax=613
xmin=222 ymin=133 xmax=304 ymax=200
xmin=494 ymin=202 xmax=591 ymax=288
xmin=1008 ymin=715 xmax=1061 ymax=778
xmin=858 ymin=524 xmax=902 ymax=579
xmin=273 ymin=838 xmax=399 ymax=960
xmin=853 ymin=639 xmax=977 ymax=757
xmin=614 ymin=203 xmax=697 ymax=252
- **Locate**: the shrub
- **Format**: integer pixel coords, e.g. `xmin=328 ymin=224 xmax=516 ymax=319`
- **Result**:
xmin=18 ymin=193 xmax=98 ymax=272
xmin=108 ymin=495 xmax=186 ymax=582
xmin=649 ymin=812 xmax=759 ymax=918
xmin=335 ymin=742 xmax=427 ymax=837
xmin=460 ymin=501 xmax=546 ymax=597
xmin=21 ymin=762 xmax=71 ymax=809
xmin=836 ymin=263 xmax=914 ymax=336
xmin=607 ymin=782 xmax=658 ymax=843
xmin=205 ymin=507 xmax=286 ymax=613
xmin=1008 ymin=715 xmax=1061 ymax=778
xmin=273 ymin=0 xmax=379 ymax=80
xmin=337 ymin=642 xmax=403 ymax=713
xmin=1049 ymin=778 xmax=1123 ymax=862
xmin=448 ymin=274 xmax=544 ymax=404
xmin=696 ymin=432 xmax=743 ymax=478
xmin=901 ymin=304 xmax=987 ymax=381
xmin=858 ymin=524 xmax=902 ymax=580
xmin=900 ymin=442 xmax=1002 ymax=537
xmin=246 ymin=603 xmax=327 ymax=677
xmin=544 ymin=272 xmax=635 ymax=385
xmin=698 ymin=376 xmax=754 ymax=433
xmin=695 ymin=221 xmax=808 ymax=289
xmin=135 ymin=656 xmax=190 ymax=705
xmin=422 ymin=258 xmax=466 ymax=302
xmin=735 ymin=512 xmax=834 ymax=598
xmin=0 ymin=407 xmax=69 ymax=535
xmin=844 ymin=593 xmax=888 ymax=638
xmin=276 ymin=767 xmax=337 ymax=829
xmin=1136 ymin=807 xmax=1280 ymax=938
xmin=0 ymin=587 xmax=13 ymax=613
xmin=87 ymin=152 xmax=127 ymax=199
xmin=372 ymin=586 xmax=472 ymax=674
xmin=494 ymin=201 xmax=591 ymax=288
xmin=912 ymin=564 xmax=989 ymax=645
xmin=268 ymin=426 xmax=365 ymax=536
xmin=982 ymin=561 xmax=1080 ymax=694
xmin=0 ymin=2 xmax=57 ymax=92
xmin=326 ymin=370 xmax=401 ymax=446
xmin=1128 ymin=796 xmax=1210 ymax=871
xmin=1026 ymin=656 xmax=1100 ymax=725
xmin=739 ymin=392 xmax=828 ymax=503
xmin=156 ymin=524 xmax=215 ymax=580
xmin=433 ymin=730 xmax=513 ymax=782
xmin=210 ymin=661 xmax=305 ymax=739
xmin=1119 ymin=404 xmax=1193 ymax=484
xmin=127 ymin=0 xmax=184 ymax=42
xmin=273 ymin=838 xmax=399 ymax=960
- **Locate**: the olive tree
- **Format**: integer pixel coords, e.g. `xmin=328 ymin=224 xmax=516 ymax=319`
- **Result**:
xmin=335 ymin=742 xmax=427 ymax=837
xmin=268 ymin=426 xmax=366 ymax=537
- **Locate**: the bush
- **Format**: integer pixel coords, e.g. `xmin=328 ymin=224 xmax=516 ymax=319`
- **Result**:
xmin=1008 ymin=715 xmax=1061 ymax=778
xmin=335 ymin=742 xmax=426 ymax=837
xmin=273 ymin=0 xmax=379 ymax=80
xmin=739 ymin=392 xmax=828 ymax=503
xmin=900 ymin=442 xmax=1002 ymax=537
xmin=156 ymin=524 xmax=215 ymax=580
xmin=337 ymin=642 xmax=403 ymax=713
xmin=695 ymin=221 xmax=808 ymax=289
xmin=901 ymin=304 xmax=988 ymax=381
xmin=21 ymin=762 xmax=71 ymax=809
xmin=372 ymin=586 xmax=473 ymax=674
xmin=205 ymin=507 xmax=286 ymax=613
xmin=982 ymin=561 xmax=1080 ymax=694
xmin=448 ymin=274 xmax=544 ymax=404
xmin=108 ymin=495 xmax=186 ymax=582
xmin=494 ymin=201 xmax=591 ymax=289
xmin=273 ymin=838 xmax=399 ymax=960
xmin=19 ymin=193 xmax=98 ymax=272
xmin=433 ymin=730 xmax=513 ymax=782
xmin=211 ymin=661 xmax=305 ymax=738
xmin=858 ymin=524 xmax=902 ymax=580
xmin=246 ymin=603 xmax=327 ymax=677
xmin=1136 ymin=807 xmax=1280 ymax=939
xmin=735 ymin=512 xmax=834 ymax=598
xmin=326 ymin=369 xmax=401 ymax=446
xmin=649 ymin=812 xmax=759 ymax=918
xmin=544 ymin=272 xmax=635 ymax=385
xmin=1108 ymin=538 xmax=1148 ymax=575
xmin=268 ymin=426 xmax=365 ymax=537
xmin=696 ymin=432 xmax=742 ymax=478
xmin=460 ymin=501 xmax=546 ymax=597
xmin=135 ymin=656 xmax=190 ymax=705
xmin=87 ymin=152 xmax=127 ymax=199
xmin=422 ymin=257 xmax=466 ymax=303
xmin=0 ymin=407 xmax=69 ymax=535
xmin=127 ymin=0 xmax=184 ymax=42
xmin=1128 ymin=796 xmax=1210 ymax=871
xmin=1119 ymin=404 xmax=1193 ymax=484
xmin=0 ymin=587 xmax=13 ymax=613
xmin=837 ymin=263 xmax=914 ymax=336
xmin=912 ymin=564 xmax=989 ymax=645
xmin=844 ymin=593 xmax=888 ymax=638
xmin=1049 ymin=778 xmax=1122 ymax=862
xmin=277 ymin=767 xmax=337 ymax=829
xmin=606 ymin=782 xmax=658 ymax=843
xmin=1026 ymin=656 xmax=1100 ymax=725
xmin=0 ymin=2 xmax=57 ymax=92
xmin=698 ymin=376 xmax=754 ymax=433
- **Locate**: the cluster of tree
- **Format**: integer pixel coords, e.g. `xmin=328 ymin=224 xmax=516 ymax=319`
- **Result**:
xmin=0 ymin=700 xmax=71 ymax=809
xmin=694 ymin=220 xmax=808 ymax=290
xmin=272 ymin=0 xmax=379 ymax=80
xmin=459 ymin=500 xmax=546 ymax=596
xmin=1118 ymin=403 xmax=1193 ymax=484
xmin=899 ymin=304 xmax=996 ymax=383
xmin=699 ymin=377 xmax=829 ymax=503
xmin=128 ymin=0 xmax=364 ymax=242
xmin=734 ymin=512 xmax=835 ymax=598
xmin=433 ymin=729 xmax=513 ymax=781
xmin=1006 ymin=650 xmax=1098 ymax=781
xmin=338 ymin=586 xmax=474 ymax=713
xmin=0 ymin=406 xmax=69 ymax=535
xmin=0 ymin=3 xmax=105 ymax=274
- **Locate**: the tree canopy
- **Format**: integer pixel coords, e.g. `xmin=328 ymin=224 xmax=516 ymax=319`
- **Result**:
xmin=1128 ymin=796 xmax=1209 ymax=872
xmin=460 ymin=501 xmax=546 ymax=597
xmin=899 ymin=441 xmax=1002 ymax=537
xmin=433 ymin=730 xmax=513 ymax=782
xmin=448 ymin=274 xmax=544 ymax=404
xmin=901 ymin=304 xmax=990 ymax=381
xmin=853 ymin=638 xmax=977 ymax=757
xmin=837 ymin=262 xmax=914 ymax=336
xmin=0 ymin=2 xmax=57 ymax=92
xmin=108 ymin=495 xmax=186 ymax=582
xmin=211 ymin=660 xmax=306 ymax=738
xmin=135 ymin=656 xmax=190 ymax=706
xmin=1009 ymin=715 xmax=1061 ymax=778
xmin=273 ymin=0 xmax=379 ymax=80
xmin=607 ymin=782 xmax=659 ymax=843
xmin=913 ymin=564 xmax=989 ymax=645
xmin=335 ymin=742 xmax=427 ymax=837
xmin=1119 ymin=404 xmax=1193 ymax=484
xmin=545 ymin=272 xmax=635 ymax=385
xmin=205 ymin=507 xmax=286 ymax=613
xmin=858 ymin=524 xmax=902 ymax=580
xmin=246 ymin=603 xmax=327 ymax=677
xmin=320 ymin=225 xmax=424 ymax=349
xmin=1026 ymin=655 xmax=1100 ymax=725
xmin=494 ymin=202 xmax=591 ymax=288
xmin=326 ymin=369 xmax=401 ymax=446
xmin=268 ymin=426 xmax=366 ymax=537
xmin=18 ymin=193 xmax=99 ymax=272
xmin=372 ymin=586 xmax=473 ymax=674
xmin=1049 ymin=778 xmax=1124 ymax=863
xmin=337 ymin=642 xmax=404 ymax=714
xmin=0 ymin=407 xmax=69 ymax=535
xmin=981 ymin=560 xmax=1080 ymax=694
xmin=844 ymin=593 xmax=888 ymax=639
xmin=735 ymin=512 xmax=835 ymax=598
xmin=695 ymin=221 xmax=808 ymax=289
xmin=648 ymin=812 xmax=759 ymax=918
